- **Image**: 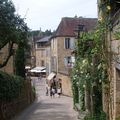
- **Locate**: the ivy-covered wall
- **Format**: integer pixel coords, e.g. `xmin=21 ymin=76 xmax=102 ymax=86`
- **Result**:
xmin=71 ymin=0 xmax=120 ymax=120
xmin=71 ymin=21 xmax=108 ymax=119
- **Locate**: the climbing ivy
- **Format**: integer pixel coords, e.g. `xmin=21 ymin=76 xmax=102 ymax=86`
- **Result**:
xmin=71 ymin=20 xmax=109 ymax=118
xmin=72 ymin=0 xmax=120 ymax=119
xmin=71 ymin=1 xmax=120 ymax=120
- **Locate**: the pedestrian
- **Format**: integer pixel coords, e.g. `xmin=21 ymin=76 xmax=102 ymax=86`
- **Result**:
xmin=57 ymin=87 xmax=61 ymax=98
xmin=38 ymin=74 xmax=41 ymax=81
xmin=46 ymin=83 xmax=49 ymax=96
xmin=50 ymin=86 xmax=55 ymax=98
xmin=52 ymin=76 xmax=57 ymax=93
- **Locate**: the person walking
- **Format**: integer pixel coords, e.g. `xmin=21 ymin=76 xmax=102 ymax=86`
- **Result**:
xmin=57 ymin=87 xmax=61 ymax=98
xmin=50 ymin=86 xmax=55 ymax=98
xmin=46 ymin=83 xmax=49 ymax=96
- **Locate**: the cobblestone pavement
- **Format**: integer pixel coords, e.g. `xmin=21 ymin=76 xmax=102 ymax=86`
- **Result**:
xmin=13 ymin=77 xmax=78 ymax=120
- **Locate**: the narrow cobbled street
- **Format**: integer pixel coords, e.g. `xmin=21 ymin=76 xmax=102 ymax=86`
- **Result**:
xmin=12 ymin=77 xmax=78 ymax=120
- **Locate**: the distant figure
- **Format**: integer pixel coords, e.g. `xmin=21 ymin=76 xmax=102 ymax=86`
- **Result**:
xmin=57 ymin=87 xmax=62 ymax=98
xmin=50 ymin=86 xmax=55 ymax=98
xmin=52 ymin=76 xmax=57 ymax=93
xmin=46 ymin=83 xmax=49 ymax=96
xmin=38 ymin=75 xmax=41 ymax=80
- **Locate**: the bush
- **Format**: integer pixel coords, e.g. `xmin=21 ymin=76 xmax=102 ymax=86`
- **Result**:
xmin=116 ymin=116 xmax=120 ymax=120
xmin=84 ymin=111 xmax=106 ymax=120
xmin=0 ymin=71 xmax=25 ymax=102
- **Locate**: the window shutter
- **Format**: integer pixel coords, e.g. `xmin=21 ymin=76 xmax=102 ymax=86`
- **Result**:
xmin=70 ymin=38 xmax=75 ymax=49
xmin=64 ymin=57 xmax=67 ymax=66
xmin=71 ymin=56 xmax=75 ymax=63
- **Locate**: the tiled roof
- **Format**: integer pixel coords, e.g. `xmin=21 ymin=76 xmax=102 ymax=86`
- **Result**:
xmin=54 ymin=17 xmax=97 ymax=37
xmin=36 ymin=36 xmax=52 ymax=43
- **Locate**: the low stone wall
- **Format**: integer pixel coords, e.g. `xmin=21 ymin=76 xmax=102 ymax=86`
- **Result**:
xmin=58 ymin=72 xmax=72 ymax=97
xmin=0 ymin=79 xmax=35 ymax=120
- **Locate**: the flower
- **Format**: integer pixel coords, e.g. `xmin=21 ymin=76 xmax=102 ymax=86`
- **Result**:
xmin=98 ymin=63 xmax=101 ymax=70
xmin=98 ymin=17 xmax=103 ymax=22
xmin=83 ymin=84 xmax=86 ymax=88
xmin=107 ymin=6 xmax=111 ymax=10
xmin=99 ymin=79 xmax=102 ymax=83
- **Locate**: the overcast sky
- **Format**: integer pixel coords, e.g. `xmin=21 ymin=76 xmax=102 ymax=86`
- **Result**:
xmin=12 ymin=0 xmax=98 ymax=31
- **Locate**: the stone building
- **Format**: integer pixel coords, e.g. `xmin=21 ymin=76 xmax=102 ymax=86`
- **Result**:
xmin=50 ymin=17 xmax=97 ymax=96
xmin=98 ymin=0 xmax=120 ymax=119
xmin=35 ymin=36 xmax=51 ymax=76
xmin=0 ymin=44 xmax=16 ymax=74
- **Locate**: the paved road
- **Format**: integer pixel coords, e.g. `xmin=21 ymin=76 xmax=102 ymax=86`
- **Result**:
xmin=13 ymin=77 xmax=78 ymax=120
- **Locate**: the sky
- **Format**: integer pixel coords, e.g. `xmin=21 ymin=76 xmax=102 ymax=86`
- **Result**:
xmin=12 ymin=0 xmax=98 ymax=31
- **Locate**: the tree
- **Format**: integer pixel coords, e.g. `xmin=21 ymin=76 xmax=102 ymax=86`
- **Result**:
xmin=0 ymin=0 xmax=28 ymax=68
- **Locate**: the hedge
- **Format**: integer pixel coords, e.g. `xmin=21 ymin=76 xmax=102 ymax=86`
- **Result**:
xmin=0 ymin=71 xmax=25 ymax=102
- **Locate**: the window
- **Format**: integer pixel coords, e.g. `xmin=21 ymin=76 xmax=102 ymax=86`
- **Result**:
xmin=41 ymin=60 xmax=45 ymax=66
xmin=51 ymin=57 xmax=56 ymax=66
xmin=51 ymin=56 xmax=57 ymax=71
xmin=41 ymin=50 xmax=45 ymax=57
xmin=37 ymin=42 xmax=47 ymax=48
xmin=64 ymin=56 xmax=75 ymax=68
xmin=51 ymin=39 xmax=56 ymax=49
xmin=64 ymin=38 xmax=70 ymax=49
xmin=64 ymin=38 xmax=75 ymax=49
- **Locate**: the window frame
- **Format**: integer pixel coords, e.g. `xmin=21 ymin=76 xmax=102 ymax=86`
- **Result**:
xmin=64 ymin=38 xmax=70 ymax=49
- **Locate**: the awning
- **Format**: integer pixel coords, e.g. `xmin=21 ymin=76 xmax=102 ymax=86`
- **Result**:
xmin=25 ymin=66 xmax=31 ymax=69
xmin=30 ymin=67 xmax=46 ymax=73
xmin=47 ymin=72 xmax=56 ymax=81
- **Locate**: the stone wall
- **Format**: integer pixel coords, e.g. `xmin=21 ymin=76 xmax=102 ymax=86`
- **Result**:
xmin=36 ymin=48 xmax=46 ymax=67
xmin=0 ymin=44 xmax=14 ymax=74
xmin=0 ymin=79 xmax=35 ymax=120
xmin=58 ymin=72 xmax=72 ymax=97
xmin=57 ymin=37 xmax=74 ymax=73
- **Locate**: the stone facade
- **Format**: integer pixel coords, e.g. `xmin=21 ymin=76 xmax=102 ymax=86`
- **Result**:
xmin=50 ymin=36 xmax=75 ymax=96
xmin=98 ymin=1 xmax=120 ymax=119
xmin=50 ymin=17 xmax=97 ymax=97
xmin=35 ymin=47 xmax=46 ymax=67
xmin=58 ymin=72 xmax=72 ymax=96
xmin=57 ymin=37 xmax=75 ymax=73
xmin=35 ymin=36 xmax=51 ymax=76
xmin=0 ymin=44 xmax=14 ymax=74
xmin=51 ymin=38 xmax=58 ymax=73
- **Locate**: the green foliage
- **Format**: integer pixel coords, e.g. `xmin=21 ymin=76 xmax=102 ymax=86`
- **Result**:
xmin=0 ymin=0 xmax=29 ymax=68
xmin=0 ymin=0 xmax=28 ymax=46
xmin=116 ymin=116 xmax=120 ymax=120
xmin=84 ymin=111 xmax=106 ymax=120
xmin=29 ymin=29 xmax=53 ymax=38
xmin=114 ymin=31 xmax=120 ymax=40
xmin=71 ymin=20 xmax=108 ymax=115
xmin=71 ymin=1 xmax=120 ymax=119
xmin=14 ymin=45 xmax=26 ymax=78
xmin=32 ymin=86 xmax=36 ymax=98
xmin=0 ymin=71 xmax=25 ymax=102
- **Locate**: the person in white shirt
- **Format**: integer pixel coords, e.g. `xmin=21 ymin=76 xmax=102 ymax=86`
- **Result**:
xmin=57 ymin=87 xmax=61 ymax=98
